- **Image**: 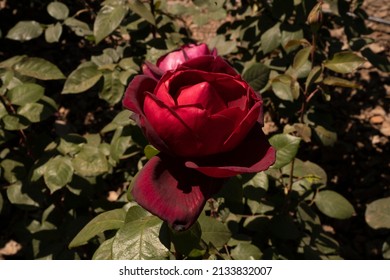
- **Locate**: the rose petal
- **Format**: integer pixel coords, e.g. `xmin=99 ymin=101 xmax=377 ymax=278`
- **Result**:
xmin=122 ymin=75 xmax=171 ymax=154
xmin=157 ymin=44 xmax=211 ymax=72
xmin=142 ymin=61 xmax=165 ymax=80
xmin=185 ymin=123 xmax=276 ymax=178
xmin=131 ymin=154 xmax=223 ymax=231
xmin=177 ymin=81 xmax=226 ymax=113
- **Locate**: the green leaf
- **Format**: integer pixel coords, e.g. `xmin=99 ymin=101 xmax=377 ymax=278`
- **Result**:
xmin=243 ymin=172 xmax=270 ymax=214
xmin=43 ymin=156 xmax=74 ymax=193
xmin=144 ymin=145 xmax=159 ymax=160
xmin=198 ymin=215 xmax=231 ymax=249
xmin=17 ymin=103 xmax=49 ymax=123
xmin=14 ymin=57 xmax=65 ymax=80
xmin=6 ymin=21 xmax=43 ymax=41
xmin=92 ymin=237 xmax=114 ymax=260
xmin=242 ymin=63 xmax=270 ymax=91
xmin=111 ymin=215 xmax=168 ymax=260
xmin=69 ymin=208 xmax=126 ymax=248
xmin=281 ymin=30 xmax=304 ymax=52
xmin=261 ymin=23 xmax=281 ymax=54
xmin=0 ymin=56 xmax=27 ymax=69
xmin=170 ymin=222 xmax=204 ymax=257
xmin=365 ymin=197 xmax=390 ymax=230
xmin=293 ymin=47 xmax=312 ymax=70
xmin=323 ymin=76 xmax=362 ymax=89
xmin=315 ymin=190 xmax=355 ymax=219
xmin=110 ymin=126 xmax=133 ymax=162
xmin=62 ymin=63 xmax=102 ymax=94
xmin=305 ymin=66 xmax=323 ymax=91
xmin=99 ymin=72 xmax=124 ymax=104
xmin=231 ymin=243 xmax=262 ymax=260
xmin=2 ymin=114 xmax=30 ymax=130
xmin=7 ymin=83 xmax=44 ymax=106
xmin=383 ymin=238 xmax=390 ymax=260
xmin=6 ymin=181 xmax=39 ymax=208
xmin=269 ymin=133 xmax=301 ymax=169
xmin=45 ymin=23 xmax=63 ymax=43
xmin=271 ymin=75 xmax=296 ymax=101
xmin=1 ymin=159 xmax=26 ymax=184
xmin=324 ymin=52 xmax=365 ymax=74
xmin=72 ymin=144 xmax=109 ymax=177
xmin=207 ymin=35 xmax=237 ymax=56
xmin=94 ymin=5 xmax=128 ymax=44
xmin=47 ymin=1 xmax=70 ymax=20
xmin=314 ymin=125 xmax=337 ymax=146
xmin=128 ymin=0 xmax=156 ymax=25
xmin=269 ymin=214 xmax=300 ymax=240
xmin=64 ymin=18 xmax=92 ymax=37
xmin=101 ymin=110 xmax=133 ymax=133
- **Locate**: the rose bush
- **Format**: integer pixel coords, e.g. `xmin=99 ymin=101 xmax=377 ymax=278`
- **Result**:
xmin=123 ymin=44 xmax=276 ymax=231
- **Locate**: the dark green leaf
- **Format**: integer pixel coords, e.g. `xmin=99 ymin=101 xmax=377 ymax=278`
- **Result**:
xmin=98 ymin=72 xmax=124 ymax=104
xmin=365 ymin=197 xmax=390 ymax=230
xmin=47 ymin=1 xmax=69 ymax=20
xmin=101 ymin=110 xmax=133 ymax=133
xmin=315 ymin=190 xmax=355 ymax=219
xmin=112 ymin=215 xmax=168 ymax=260
xmin=269 ymin=214 xmax=300 ymax=240
xmin=261 ymin=23 xmax=281 ymax=54
xmin=198 ymin=215 xmax=231 ymax=249
xmin=208 ymin=35 xmax=237 ymax=56
xmin=6 ymin=21 xmax=43 ymax=41
xmin=62 ymin=63 xmax=102 ymax=94
xmin=92 ymin=237 xmax=114 ymax=260
xmin=57 ymin=134 xmax=87 ymax=156
xmin=14 ymin=57 xmax=65 ymax=80
xmin=7 ymin=83 xmax=44 ymax=106
xmin=45 ymin=23 xmax=63 ymax=43
xmin=324 ymin=52 xmax=366 ymax=74
xmin=94 ymin=5 xmax=128 ymax=44
xmin=128 ymin=0 xmax=155 ymax=25
xmin=43 ymin=156 xmax=74 ymax=193
xmin=323 ymin=76 xmax=362 ymax=89
xmin=242 ymin=63 xmax=270 ymax=91
xmin=69 ymin=208 xmax=126 ymax=248
xmin=72 ymin=144 xmax=109 ymax=177
xmin=170 ymin=222 xmax=205 ymax=257
xmin=0 ymin=56 xmax=26 ymax=69
xmin=231 ymin=243 xmax=262 ymax=260
xmin=269 ymin=133 xmax=301 ymax=169
xmin=110 ymin=126 xmax=133 ymax=162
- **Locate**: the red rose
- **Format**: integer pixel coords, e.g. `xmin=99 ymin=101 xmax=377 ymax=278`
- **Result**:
xmin=123 ymin=46 xmax=275 ymax=231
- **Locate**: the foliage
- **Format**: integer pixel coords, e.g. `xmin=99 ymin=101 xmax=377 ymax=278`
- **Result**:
xmin=0 ymin=0 xmax=388 ymax=260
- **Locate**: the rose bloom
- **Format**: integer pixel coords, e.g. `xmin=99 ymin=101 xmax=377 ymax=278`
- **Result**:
xmin=123 ymin=44 xmax=275 ymax=230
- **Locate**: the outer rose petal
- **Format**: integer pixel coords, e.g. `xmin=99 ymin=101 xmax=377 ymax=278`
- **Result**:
xmin=185 ymin=123 xmax=276 ymax=178
xmin=122 ymin=75 xmax=171 ymax=154
xmin=131 ymin=154 xmax=223 ymax=231
xmin=180 ymin=55 xmax=237 ymax=76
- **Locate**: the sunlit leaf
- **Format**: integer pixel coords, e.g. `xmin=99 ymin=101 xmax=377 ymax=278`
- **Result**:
xmin=62 ymin=63 xmax=102 ymax=94
xmin=111 ymin=215 xmax=168 ymax=260
xmin=261 ymin=23 xmax=281 ymax=54
xmin=323 ymin=76 xmax=362 ymax=89
xmin=324 ymin=52 xmax=365 ymax=74
xmin=45 ymin=23 xmax=63 ymax=43
xmin=69 ymin=208 xmax=126 ymax=248
xmin=315 ymin=190 xmax=355 ymax=219
xmin=94 ymin=5 xmax=128 ymax=44
xmin=47 ymin=1 xmax=69 ymax=20
xmin=269 ymin=133 xmax=301 ymax=169
xmin=365 ymin=197 xmax=390 ymax=230
xmin=92 ymin=237 xmax=114 ymax=260
xmin=7 ymin=83 xmax=44 ymax=106
xmin=231 ymin=243 xmax=262 ymax=260
xmin=14 ymin=57 xmax=65 ymax=80
xmin=43 ymin=156 xmax=74 ymax=193
xmin=6 ymin=21 xmax=43 ymax=41
xmin=72 ymin=144 xmax=109 ymax=177
xmin=128 ymin=0 xmax=156 ymax=25
xmin=6 ymin=181 xmax=39 ymax=208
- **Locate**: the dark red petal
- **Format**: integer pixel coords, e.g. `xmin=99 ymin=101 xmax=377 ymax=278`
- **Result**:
xmin=131 ymin=154 xmax=223 ymax=231
xmin=142 ymin=61 xmax=164 ymax=80
xmin=185 ymin=123 xmax=276 ymax=178
xmin=122 ymin=75 xmax=171 ymax=154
